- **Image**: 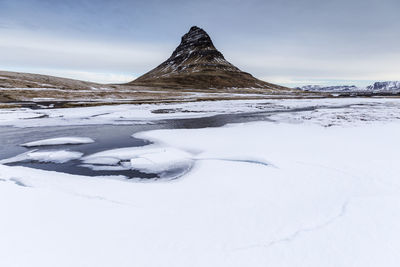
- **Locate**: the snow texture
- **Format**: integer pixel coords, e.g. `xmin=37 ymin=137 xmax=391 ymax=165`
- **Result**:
xmin=1 ymin=99 xmax=400 ymax=266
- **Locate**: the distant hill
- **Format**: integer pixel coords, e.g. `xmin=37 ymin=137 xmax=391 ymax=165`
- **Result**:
xmin=296 ymin=81 xmax=400 ymax=93
xmin=296 ymin=85 xmax=359 ymax=92
xmin=0 ymin=68 xmax=298 ymax=106
xmin=366 ymin=81 xmax=400 ymax=91
xmin=0 ymin=70 xmax=104 ymax=91
xmin=129 ymin=26 xmax=288 ymax=91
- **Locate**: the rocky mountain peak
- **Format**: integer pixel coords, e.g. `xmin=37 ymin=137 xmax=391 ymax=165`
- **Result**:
xmin=163 ymin=25 xmax=233 ymax=72
xmin=170 ymin=26 xmax=216 ymax=56
xmin=179 ymin=26 xmax=214 ymax=49
xmin=130 ymin=26 xmax=288 ymax=91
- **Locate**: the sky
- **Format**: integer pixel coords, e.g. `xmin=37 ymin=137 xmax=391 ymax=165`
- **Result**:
xmin=0 ymin=0 xmax=399 ymax=87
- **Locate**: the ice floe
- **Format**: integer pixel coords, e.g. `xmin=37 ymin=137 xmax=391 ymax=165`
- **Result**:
xmin=79 ymin=164 xmax=130 ymax=171
xmin=82 ymin=145 xmax=194 ymax=179
xmin=129 ymin=147 xmax=193 ymax=174
xmin=21 ymin=137 xmax=94 ymax=147
xmin=81 ymin=143 xmax=272 ymax=179
xmin=81 ymin=156 xmax=121 ymax=166
xmin=0 ymin=150 xmax=83 ymax=164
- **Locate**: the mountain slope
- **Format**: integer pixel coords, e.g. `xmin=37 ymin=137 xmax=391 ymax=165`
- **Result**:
xmin=129 ymin=26 xmax=288 ymax=90
xmin=0 ymin=70 xmax=105 ymax=90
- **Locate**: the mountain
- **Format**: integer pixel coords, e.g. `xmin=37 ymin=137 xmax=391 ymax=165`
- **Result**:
xmin=296 ymin=85 xmax=359 ymax=92
xmin=297 ymin=81 xmax=400 ymax=93
xmin=366 ymin=81 xmax=400 ymax=91
xmin=129 ymin=26 xmax=288 ymax=90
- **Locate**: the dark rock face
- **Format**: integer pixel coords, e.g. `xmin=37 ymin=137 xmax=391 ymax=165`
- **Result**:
xmin=162 ymin=26 xmax=240 ymax=74
xmin=130 ymin=26 xmax=287 ymax=90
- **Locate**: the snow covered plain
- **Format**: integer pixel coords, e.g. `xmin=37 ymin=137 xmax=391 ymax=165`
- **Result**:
xmin=1 ymin=97 xmax=399 ymax=127
xmin=1 ymin=98 xmax=400 ymax=267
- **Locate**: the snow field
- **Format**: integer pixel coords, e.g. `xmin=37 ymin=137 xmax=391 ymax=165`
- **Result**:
xmin=1 ymin=120 xmax=400 ymax=266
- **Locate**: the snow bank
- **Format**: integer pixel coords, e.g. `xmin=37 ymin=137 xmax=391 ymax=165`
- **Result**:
xmin=82 ymin=146 xmax=160 ymax=161
xmin=0 ymin=109 xmax=45 ymax=123
xmin=0 ymin=150 xmax=83 ymax=164
xmin=82 ymin=145 xmax=194 ymax=178
xmin=129 ymin=147 xmax=193 ymax=174
xmin=82 ymin=143 xmax=270 ymax=178
xmin=21 ymin=137 xmax=94 ymax=147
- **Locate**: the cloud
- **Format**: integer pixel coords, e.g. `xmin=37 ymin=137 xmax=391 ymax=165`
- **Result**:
xmin=0 ymin=28 xmax=171 ymax=77
xmin=226 ymin=44 xmax=400 ymax=87
xmin=1 ymin=0 xmax=400 ymax=88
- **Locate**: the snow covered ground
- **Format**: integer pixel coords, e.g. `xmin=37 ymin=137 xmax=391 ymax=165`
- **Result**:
xmin=1 ymin=97 xmax=399 ymax=127
xmin=1 ymin=98 xmax=400 ymax=266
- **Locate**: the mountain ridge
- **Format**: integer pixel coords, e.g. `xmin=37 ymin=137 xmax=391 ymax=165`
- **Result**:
xmin=296 ymin=81 xmax=400 ymax=93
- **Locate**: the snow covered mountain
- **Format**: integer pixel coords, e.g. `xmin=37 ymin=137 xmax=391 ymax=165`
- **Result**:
xmin=366 ymin=81 xmax=400 ymax=91
xmin=130 ymin=26 xmax=288 ymax=90
xmin=297 ymin=85 xmax=359 ymax=92
xmin=297 ymin=81 xmax=400 ymax=93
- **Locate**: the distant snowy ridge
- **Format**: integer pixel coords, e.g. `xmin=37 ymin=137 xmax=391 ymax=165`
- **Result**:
xmin=366 ymin=81 xmax=400 ymax=91
xmin=297 ymin=85 xmax=359 ymax=92
xmin=296 ymin=81 xmax=400 ymax=92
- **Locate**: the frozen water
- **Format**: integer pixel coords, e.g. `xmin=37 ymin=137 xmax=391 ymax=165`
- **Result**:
xmin=1 ymin=98 xmax=400 ymax=266
xmin=21 ymin=137 xmax=94 ymax=147
xmin=1 ymin=98 xmax=400 ymax=128
xmin=0 ymin=150 xmax=83 ymax=164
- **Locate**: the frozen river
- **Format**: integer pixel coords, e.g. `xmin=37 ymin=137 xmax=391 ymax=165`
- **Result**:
xmin=0 ymin=101 xmax=366 ymax=178
xmin=0 ymin=110 xmax=278 ymax=178
xmin=1 ymin=98 xmax=400 ymax=267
